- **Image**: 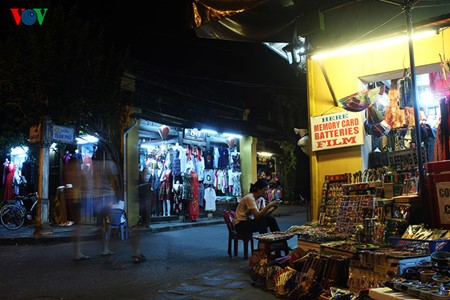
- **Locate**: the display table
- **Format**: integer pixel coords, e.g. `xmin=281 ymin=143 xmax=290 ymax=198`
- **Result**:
xmin=256 ymin=238 xmax=291 ymax=259
xmin=253 ymin=232 xmax=295 ymax=259
xmin=368 ymin=287 xmax=420 ymax=300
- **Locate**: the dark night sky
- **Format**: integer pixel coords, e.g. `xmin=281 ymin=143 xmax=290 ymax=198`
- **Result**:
xmin=0 ymin=0 xmax=304 ymax=88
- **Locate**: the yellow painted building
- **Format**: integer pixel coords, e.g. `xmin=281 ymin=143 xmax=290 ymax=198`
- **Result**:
xmin=306 ymin=27 xmax=450 ymax=220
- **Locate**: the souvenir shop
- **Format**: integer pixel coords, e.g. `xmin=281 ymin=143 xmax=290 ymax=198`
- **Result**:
xmin=1 ymin=146 xmax=35 ymax=201
xmin=136 ymin=120 xmax=243 ymax=223
xmin=257 ymin=152 xmax=283 ymax=202
xmin=243 ymin=22 xmax=450 ymax=299
xmin=50 ymin=134 xmax=108 ymax=225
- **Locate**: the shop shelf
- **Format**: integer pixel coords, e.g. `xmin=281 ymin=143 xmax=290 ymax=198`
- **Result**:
xmin=389 ymin=237 xmax=450 ymax=254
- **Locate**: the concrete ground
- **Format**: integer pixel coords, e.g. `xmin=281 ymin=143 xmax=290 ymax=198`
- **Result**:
xmin=0 ymin=205 xmax=309 ymax=300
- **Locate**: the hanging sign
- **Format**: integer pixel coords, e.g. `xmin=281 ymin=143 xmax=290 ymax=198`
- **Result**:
xmin=387 ymin=148 xmax=418 ymax=170
xmin=183 ymin=128 xmax=206 ymax=142
xmin=29 ymin=124 xmax=41 ymax=144
xmin=310 ymin=111 xmax=364 ymax=152
xmin=52 ymin=125 xmax=76 ymax=144
xmin=437 ymin=181 xmax=450 ymax=225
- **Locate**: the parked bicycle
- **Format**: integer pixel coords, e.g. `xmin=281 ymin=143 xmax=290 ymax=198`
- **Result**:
xmin=0 ymin=192 xmax=38 ymax=230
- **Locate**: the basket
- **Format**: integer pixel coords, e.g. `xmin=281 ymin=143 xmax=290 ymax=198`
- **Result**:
xmin=389 ymin=237 xmax=450 ymax=254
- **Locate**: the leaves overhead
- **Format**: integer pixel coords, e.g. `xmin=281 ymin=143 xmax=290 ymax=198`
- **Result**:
xmin=0 ymin=1 xmax=129 ymax=157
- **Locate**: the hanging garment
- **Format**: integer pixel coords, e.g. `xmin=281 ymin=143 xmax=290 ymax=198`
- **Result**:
xmin=231 ymin=151 xmax=241 ymax=172
xmin=181 ymin=173 xmax=193 ymax=201
xmin=217 ymin=146 xmax=229 ymax=169
xmin=2 ymin=160 xmax=9 ymax=186
xmin=439 ymin=96 xmax=450 ymax=160
xmin=198 ymin=183 xmax=205 ymax=208
xmin=4 ymin=163 xmax=16 ymax=200
xmin=159 ymin=169 xmax=172 ymax=201
xmin=204 ymin=187 xmax=216 ymax=211
xmin=203 ymin=147 xmax=214 ymax=170
xmin=232 ymin=172 xmax=242 ymax=197
xmin=188 ymin=171 xmax=199 ymax=221
xmin=195 ymin=156 xmax=205 ymax=181
xmin=384 ymin=81 xmax=406 ymax=129
xmin=172 ymin=149 xmax=181 ymax=177
xmin=172 ymin=183 xmax=183 ymax=214
xmin=203 ymin=169 xmax=215 ymax=186
xmin=398 ymin=75 xmax=413 ymax=108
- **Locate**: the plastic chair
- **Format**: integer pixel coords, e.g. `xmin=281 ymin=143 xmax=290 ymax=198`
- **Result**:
xmin=222 ymin=210 xmax=254 ymax=260
xmin=105 ymin=208 xmax=129 ymax=240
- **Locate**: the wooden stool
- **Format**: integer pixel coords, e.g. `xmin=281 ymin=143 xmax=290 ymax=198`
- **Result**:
xmin=257 ymin=238 xmax=291 ymax=259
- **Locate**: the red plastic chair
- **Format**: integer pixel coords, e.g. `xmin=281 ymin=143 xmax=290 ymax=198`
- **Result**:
xmin=222 ymin=210 xmax=254 ymax=260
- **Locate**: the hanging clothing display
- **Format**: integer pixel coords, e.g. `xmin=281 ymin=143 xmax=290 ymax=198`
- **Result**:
xmin=4 ymin=162 xmax=16 ymax=200
xmin=204 ymin=186 xmax=216 ymax=211
xmin=383 ymin=80 xmax=416 ymax=129
xmin=159 ymin=169 xmax=173 ymax=201
xmin=137 ymin=132 xmax=243 ymax=222
xmin=172 ymin=181 xmax=183 ymax=214
xmin=398 ymin=73 xmax=413 ymax=108
xmin=188 ymin=171 xmax=199 ymax=221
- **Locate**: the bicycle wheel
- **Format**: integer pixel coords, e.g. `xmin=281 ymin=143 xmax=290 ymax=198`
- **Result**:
xmin=0 ymin=204 xmax=25 ymax=230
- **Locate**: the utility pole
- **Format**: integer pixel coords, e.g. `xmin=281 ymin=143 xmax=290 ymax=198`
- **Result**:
xmin=34 ymin=117 xmax=53 ymax=236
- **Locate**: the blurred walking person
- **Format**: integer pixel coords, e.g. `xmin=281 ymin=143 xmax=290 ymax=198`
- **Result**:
xmin=64 ymin=158 xmax=90 ymax=261
xmin=91 ymin=156 xmax=118 ymax=257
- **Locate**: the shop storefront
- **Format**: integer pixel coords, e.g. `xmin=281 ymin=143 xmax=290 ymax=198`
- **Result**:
xmin=241 ymin=13 xmax=450 ymax=300
xmin=135 ymin=120 xmax=244 ymax=224
xmin=1 ymin=146 xmax=35 ymax=201
xmin=306 ymin=26 xmax=450 ymax=222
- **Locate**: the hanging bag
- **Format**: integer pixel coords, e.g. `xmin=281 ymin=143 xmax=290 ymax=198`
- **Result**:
xmin=398 ymin=70 xmax=413 ymax=109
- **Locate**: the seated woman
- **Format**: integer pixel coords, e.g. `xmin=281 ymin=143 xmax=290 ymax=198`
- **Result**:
xmin=234 ymin=179 xmax=281 ymax=235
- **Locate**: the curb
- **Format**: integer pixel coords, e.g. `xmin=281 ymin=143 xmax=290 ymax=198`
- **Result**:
xmin=0 ymin=205 xmax=307 ymax=246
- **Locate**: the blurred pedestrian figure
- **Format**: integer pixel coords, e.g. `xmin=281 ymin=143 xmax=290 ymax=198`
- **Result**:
xmin=65 ymin=158 xmax=90 ymax=261
xmin=91 ymin=157 xmax=118 ymax=257
xmin=131 ymin=227 xmax=146 ymax=264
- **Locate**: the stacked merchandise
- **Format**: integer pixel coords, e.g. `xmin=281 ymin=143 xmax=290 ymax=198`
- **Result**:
xmin=335 ymin=182 xmax=379 ymax=235
xmin=252 ymin=250 xmax=351 ymax=299
xmin=319 ymin=174 xmax=351 ymax=226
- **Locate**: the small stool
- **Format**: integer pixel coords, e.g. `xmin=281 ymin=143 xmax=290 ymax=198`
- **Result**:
xmin=257 ymin=238 xmax=291 ymax=260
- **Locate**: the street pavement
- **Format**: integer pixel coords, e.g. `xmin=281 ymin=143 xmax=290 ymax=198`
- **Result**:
xmin=0 ymin=204 xmax=309 ymax=300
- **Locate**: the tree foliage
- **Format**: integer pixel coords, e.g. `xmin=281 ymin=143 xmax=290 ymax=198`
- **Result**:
xmin=277 ymin=140 xmax=297 ymax=201
xmin=0 ymin=1 xmax=129 ymax=190
xmin=0 ymin=2 xmax=127 ymax=169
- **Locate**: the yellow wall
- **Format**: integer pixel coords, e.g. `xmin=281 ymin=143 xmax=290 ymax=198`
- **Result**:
xmin=123 ymin=107 xmax=141 ymax=226
xmin=307 ymin=28 xmax=449 ymax=220
xmin=240 ymin=136 xmax=258 ymax=196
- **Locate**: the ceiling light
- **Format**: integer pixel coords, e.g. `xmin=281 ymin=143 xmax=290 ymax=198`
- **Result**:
xmin=257 ymin=151 xmax=273 ymax=157
xmin=200 ymin=129 xmax=218 ymax=135
xmin=222 ymin=133 xmax=243 ymax=139
xmin=311 ymin=30 xmax=436 ymax=60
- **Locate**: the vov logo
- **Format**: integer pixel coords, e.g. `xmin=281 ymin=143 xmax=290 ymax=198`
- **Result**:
xmin=10 ymin=8 xmax=48 ymax=26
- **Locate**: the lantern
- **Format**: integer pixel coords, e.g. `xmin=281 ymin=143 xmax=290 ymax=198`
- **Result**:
xmin=158 ymin=125 xmax=170 ymax=140
xmin=298 ymin=135 xmax=310 ymax=156
xmin=227 ymin=136 xmax=235 ymax=148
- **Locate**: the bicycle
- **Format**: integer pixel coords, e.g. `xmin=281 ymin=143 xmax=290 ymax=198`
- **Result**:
xmin=0 ymin=192 xmax=38 ymax=230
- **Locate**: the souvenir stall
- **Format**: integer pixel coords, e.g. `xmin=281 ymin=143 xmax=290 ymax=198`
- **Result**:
xmin=248 ymin=169 xmax=450 ymax=299
xmin=247 ymin=13 xmax=450 ymax=300
xmin=305 ymin=23 xmax=450 ymax=227
xmin=137 ymin=122 xmax=243 ymax=223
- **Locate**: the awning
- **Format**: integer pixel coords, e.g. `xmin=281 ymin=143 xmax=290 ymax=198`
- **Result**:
xmin=190 ymin=0 xmax=450 ymax=50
